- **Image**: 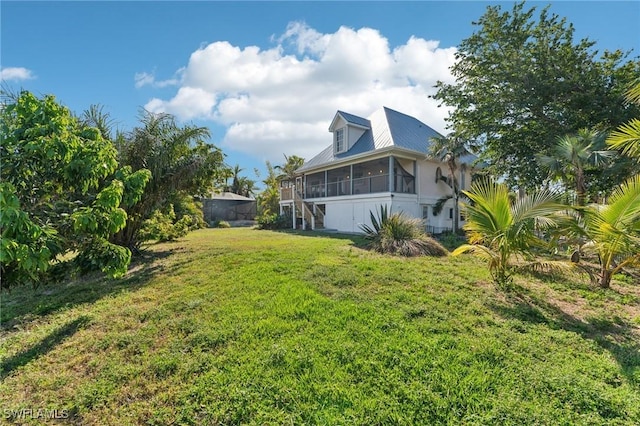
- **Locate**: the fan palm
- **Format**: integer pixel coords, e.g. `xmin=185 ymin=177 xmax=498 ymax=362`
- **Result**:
xmin=607 ymin=81 xmax=640 ymax=161
xmin=579 ymin=174 xmax=640 ymax=288
xmin=452 ymin=180 xmax=565 ymax=287
xmin=537 ymin=128 xmax=614 ymax=206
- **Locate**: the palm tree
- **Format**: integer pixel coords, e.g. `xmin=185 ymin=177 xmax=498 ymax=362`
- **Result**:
xmin=275 ymin=154 xmax=305 ymax=182
xmin=607 ymin=80 xmax=640 ymax=161
xmin=229 ymin=164 xmax=244 ymax=194
xmin=112 ymin=111 xmax=220 ymax=249
xmin=452 ymin=180 xmax=565 ymax=287
xmin=537 ymin=129 xmax=614 ymax=206
xmin=577 ymin=174 xmax=640 ymax=288
xmin=428 ymin=134 xmax=472 ymax=233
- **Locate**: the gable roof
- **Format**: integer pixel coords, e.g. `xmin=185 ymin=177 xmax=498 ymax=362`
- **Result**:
xmin=299 ymin=107 xmax=443 ymax=173
xmin=328 ymin=110 xmax=371 ymax=131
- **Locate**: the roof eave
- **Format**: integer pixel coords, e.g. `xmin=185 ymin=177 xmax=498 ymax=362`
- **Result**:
xmin=297 ymin=146 xmax=425 ymax=175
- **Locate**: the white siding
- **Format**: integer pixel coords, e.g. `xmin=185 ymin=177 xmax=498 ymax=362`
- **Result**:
xmin=323 ymin=194 xmax=392 ymax=233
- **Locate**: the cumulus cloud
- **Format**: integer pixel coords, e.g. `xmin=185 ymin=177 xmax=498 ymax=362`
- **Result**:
xmin=141 ymin=22 xmax=457 ymax=162
xmin=0 ymin=67 xmax=35 ymax=81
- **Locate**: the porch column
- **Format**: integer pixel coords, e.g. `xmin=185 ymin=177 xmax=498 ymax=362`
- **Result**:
xmin=292 ymin=202 xmax=296 ymax=229
xmin=350 ymin=164 xmax=354 ymax=195
xmin=324 ymin=170 xmax=328 ymax=197
xmin=388 ymin=156 xmax=394 ymax=192
xmin=413 ymin=160 xmax=417 ymax=195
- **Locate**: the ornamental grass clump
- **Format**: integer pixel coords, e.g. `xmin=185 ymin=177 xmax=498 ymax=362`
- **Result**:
xmin=360 ymin=206 xmax=448 ymax=257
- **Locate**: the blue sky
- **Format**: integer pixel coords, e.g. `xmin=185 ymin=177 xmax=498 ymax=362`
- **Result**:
xmin=2 ymin=1 xmax=639 ymax=187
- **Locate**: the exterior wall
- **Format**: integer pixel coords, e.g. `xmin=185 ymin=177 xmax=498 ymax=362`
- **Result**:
xmin=322 ymin=193 xmax=393 ymax=233
xmin=415 ymin=159 xmax=473 ymax=233
xmin=347 ymin=126 xmax=365 ymax=151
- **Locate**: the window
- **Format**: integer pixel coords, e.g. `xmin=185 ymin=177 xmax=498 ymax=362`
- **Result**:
xmin=335 ymin=128 xmax=345 ymax=153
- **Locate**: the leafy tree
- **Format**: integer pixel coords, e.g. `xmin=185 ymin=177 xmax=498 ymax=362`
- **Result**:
xmin=607 ymin=81 xmax=640 ymax=161
xmin=537 ymin=129 xmax=615 ymax=205
xmin=575 ymin=174 xmax=640 ymax=288
xmin=113 ymin=111 xmax=225 ymax=250
xmin=433 ymin=2 xmax=640 ymax=189
xmin=452 ymin=180 xmax=565 ymax=287
xmin=0 ymin=91 xmax=149 ymax=288
xmin=428 ymin=134 xmax=473 ymax=232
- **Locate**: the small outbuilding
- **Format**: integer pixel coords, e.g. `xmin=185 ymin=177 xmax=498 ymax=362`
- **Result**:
xmin=202 ymin=192 xmax=257 ymax=224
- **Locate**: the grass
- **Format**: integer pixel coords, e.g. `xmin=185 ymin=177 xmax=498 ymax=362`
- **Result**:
xmin=1 ymin=228 xmax=639 ymax=424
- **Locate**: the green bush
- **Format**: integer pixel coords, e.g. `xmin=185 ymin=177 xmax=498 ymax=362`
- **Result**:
xmin=215 ymin=220 xmax=231 ymax=228
xmin=360 ymin=206 xmax=449 ymax=257
xmin=139 ymin=205 xmax=192 ymax=242
xmin=256 ymin=213 xmax=290 ymax=230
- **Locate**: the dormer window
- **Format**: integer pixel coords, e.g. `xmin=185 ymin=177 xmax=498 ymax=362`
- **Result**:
xmin=335 ymin=127 xmax=346 ymax=153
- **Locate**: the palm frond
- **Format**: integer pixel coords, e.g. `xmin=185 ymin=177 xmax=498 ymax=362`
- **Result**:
xmin=606 ymin=118 xmax=640 ymax=161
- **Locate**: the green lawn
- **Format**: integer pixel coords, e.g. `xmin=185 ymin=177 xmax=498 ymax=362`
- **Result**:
xmin=1 ymin=228 xmax=639 ymax=424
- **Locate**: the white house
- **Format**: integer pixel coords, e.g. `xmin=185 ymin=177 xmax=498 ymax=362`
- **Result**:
xmin=279 ymin=107 xmax=474 ymax=234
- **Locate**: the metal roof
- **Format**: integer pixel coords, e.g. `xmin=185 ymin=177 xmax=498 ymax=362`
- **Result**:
xmin=335 ymin=111 xmax=371 ymax=128
xmin=298 ymin=107 xmax=444 ymax=173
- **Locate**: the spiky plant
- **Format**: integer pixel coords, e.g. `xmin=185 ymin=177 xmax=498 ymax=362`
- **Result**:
xmin=360 ymin=206 xmax=448 ymax=257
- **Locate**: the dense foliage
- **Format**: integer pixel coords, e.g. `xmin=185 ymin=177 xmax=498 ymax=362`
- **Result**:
xmin=112 ymin=111 xmax=225 ymax=250
xmin=434 ymin=2 xmax=640 ymax=189
xmin=0 ymin=92 xmax=150 ymax=288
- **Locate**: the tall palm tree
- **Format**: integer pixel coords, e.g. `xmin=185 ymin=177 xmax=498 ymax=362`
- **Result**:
xmin=428 ymin=135 xmax=472 ymax=233
xmin=452 ymin=180 xmax=565 ymax=287
xmin=607 ymin=81 xmax=640 ymax=161
xmin=537 ymin=129 xmax=614 ymax=206
xmin=578 ymin=174 xmax=640 ymax=288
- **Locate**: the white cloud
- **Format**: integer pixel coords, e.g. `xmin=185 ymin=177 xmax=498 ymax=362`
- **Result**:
xmin=134 ymin=70 xmax=182 ymax=88
xmin=142 ymin=22 xmax=457 ymax=162
xmin=0 ymin=67 xmax=35 ymax=81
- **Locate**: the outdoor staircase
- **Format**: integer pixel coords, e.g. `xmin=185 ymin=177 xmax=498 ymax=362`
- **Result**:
xmin=293 ymin=190 xmax=325 ymax=230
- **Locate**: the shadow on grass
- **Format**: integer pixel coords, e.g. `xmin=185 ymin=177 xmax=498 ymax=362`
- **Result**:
xmin=0 ymin=248 xmax=176 ymax=330
xmin=268 ymin=228 xmax=370 ymax=249
xmin=488 ymin=285 xmax=640 ymax=385
xmin=0 ymin=316 xmax=90 ymax=379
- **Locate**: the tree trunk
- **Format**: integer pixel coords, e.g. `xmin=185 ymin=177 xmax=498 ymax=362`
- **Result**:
xmin=599 ymin=268 xmax=611 ymax=289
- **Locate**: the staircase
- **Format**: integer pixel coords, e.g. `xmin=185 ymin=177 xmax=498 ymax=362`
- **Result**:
xmin=293 ymin=191 xmax=325 ymax=230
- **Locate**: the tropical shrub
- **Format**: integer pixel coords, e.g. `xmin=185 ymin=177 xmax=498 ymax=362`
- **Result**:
xmin=360 ymin=206 xmax=448 ymax=257
xmin=256 ymin=213 xmax=290 ymax=230
xmin=112 ymin=111 xmax=225 ymax=250
xmin=452 ymin=181 xmax=565 ymax=287
xmin=139 ymin=205 xmax=192 ymax=243
xmin=0 ymin=91 xmax=149 ymax=288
